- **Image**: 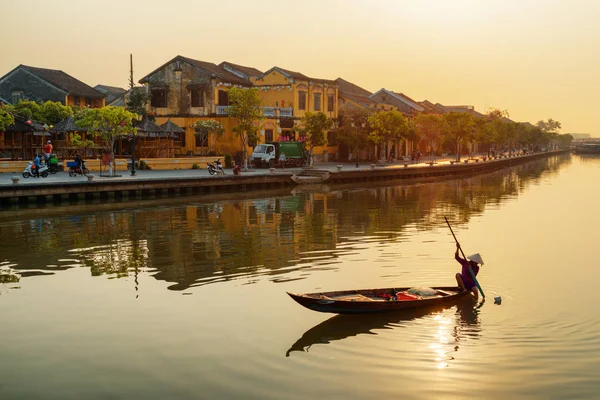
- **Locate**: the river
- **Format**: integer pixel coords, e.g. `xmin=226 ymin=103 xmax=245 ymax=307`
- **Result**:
xmin=1 ymin=153 xmax=599 ymax=400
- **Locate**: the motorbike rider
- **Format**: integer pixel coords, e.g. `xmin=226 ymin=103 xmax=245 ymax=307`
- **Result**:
xmin=33 ymin=153 xmax=41 ymax=177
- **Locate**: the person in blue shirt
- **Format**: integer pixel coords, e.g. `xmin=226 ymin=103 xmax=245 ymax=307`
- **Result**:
xmin=33 ymin=153 xmax=41 ymax=177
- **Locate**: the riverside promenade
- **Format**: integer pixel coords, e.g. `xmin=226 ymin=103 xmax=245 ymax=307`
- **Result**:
xmin=0 ymin=151 xmax=566 ymax=205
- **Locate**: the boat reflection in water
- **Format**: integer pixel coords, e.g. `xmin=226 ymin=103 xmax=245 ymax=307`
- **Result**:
xmin=286 ymin=296 xmax=480 ymax=358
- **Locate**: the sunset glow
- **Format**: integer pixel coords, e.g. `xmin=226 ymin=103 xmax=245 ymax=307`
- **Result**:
xmin=1 ymin=0 xmax=598 ymax=133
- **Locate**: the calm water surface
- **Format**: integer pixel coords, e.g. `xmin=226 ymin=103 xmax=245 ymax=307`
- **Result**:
xmin=1 ymin=154 xmax=599 ymax=399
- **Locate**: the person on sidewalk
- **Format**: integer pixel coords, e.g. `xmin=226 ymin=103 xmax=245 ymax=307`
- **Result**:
xmin=44 ymin=141 xmax=53 ymax=159
xmin=279 ymin=152 xmax=287 ymax=169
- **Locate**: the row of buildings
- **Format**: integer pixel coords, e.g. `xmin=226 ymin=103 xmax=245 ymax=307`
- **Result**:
xmin=0 ymin=56 xmax=498 ymax=161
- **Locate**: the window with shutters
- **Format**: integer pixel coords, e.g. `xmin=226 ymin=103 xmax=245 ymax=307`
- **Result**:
xmin=327 ymin=95 xmax=334 ymax=112
xmin=298 ymin=92 xmax=306 ymax=110
xmin=151 ymin=89 xmax=167 ymax=107
xmin=314 ymin=93 xmax=321 ymax=111
xmin=191 ymin=88 xmax=204 ymax=107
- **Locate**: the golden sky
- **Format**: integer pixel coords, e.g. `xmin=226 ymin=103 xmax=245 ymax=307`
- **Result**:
xmin=1 ymin=0 xmax=598 ymax=134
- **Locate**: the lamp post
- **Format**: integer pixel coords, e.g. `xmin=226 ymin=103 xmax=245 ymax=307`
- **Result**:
xmin=131 ymin=132 xmax=136 ymax=176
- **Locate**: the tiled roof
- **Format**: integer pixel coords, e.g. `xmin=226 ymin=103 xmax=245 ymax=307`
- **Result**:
xmin=335 ymin=78 xmax=372 ymax=97
xmin=139 ymin=56 xmax=251 ymax=86
xmin=219 ymin=61 xmax=263 ymax=78
xmin=341 ymin=92 xmax=378 ymax=108
xmin=160 ymin=119 xmax=185 ymax=134
xmin=261 ymin=66 xmax=336 ymax=85
xmin=94 ymin=85 xmax=127 ymax=104
xmin=51 ymin=115 xmax=83 ymax=132
xmin=419 ymin=100 xmax=447 ymax=114
xmin=439 ymin=104 xmax=486 ymax=119
xmin=179 ymin=56 xmax=250 ymax=85
xmin=135 ymin=118 xmax=162 ymax=133
xmin=20 ymin=65 xmax=105 ymax=99
xmin=393 ymin=91 xmax=422 ymax=107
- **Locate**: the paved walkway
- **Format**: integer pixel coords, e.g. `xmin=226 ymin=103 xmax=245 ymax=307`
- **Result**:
xmin=0 ymin=154 xmax=498 ymax=186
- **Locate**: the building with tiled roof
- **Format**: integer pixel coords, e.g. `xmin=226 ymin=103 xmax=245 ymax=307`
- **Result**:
xmin=219 ymin=61 xmax=263 ymax=80
xmin=369 ymin=88 xmax=425 ymax=115
xmin=94 ymin=84 xmax=127 ymax=105
xmin=0 ymin=64 xmax=105 ymax=108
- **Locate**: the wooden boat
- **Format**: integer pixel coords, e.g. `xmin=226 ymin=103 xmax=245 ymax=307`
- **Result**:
xmin=291 ymin=169 xmax=331 ymax=184
xmin=287 ymin=286 xmax=469 ymax=314
xmin=286 ymin=298 xmax=477 ymax=356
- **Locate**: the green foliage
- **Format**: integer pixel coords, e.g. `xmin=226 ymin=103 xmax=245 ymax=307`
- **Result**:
xmin=193 ymin=119 xmax=225 ymax=156
xmin=69 ymin=133 xmax=95 ymax=149
xmin=227 ymin=87 xmax=263 ymax=169
xmin=11 ymin=100 xmax=43 ymax=121
xmin=191 ymin=163 xmax=200 ymax=169
xmin=536 ymin=118 xmax=561 ymax=137
xmin=442 ymin=112 xmax=475 ymax=160
xmin=224 ymin=154 xmax=233 ymax=168
xmin=299 ymin=111 xmax=333 ymax=166
xmin=414 ymin=113 xmax=447 ymax=158
xmin=336 ymin=111 xmax=370 ymax=160
xmin=75 ymin=106 xmax=137 ymax=167
xmin=556 ymin=133 xmax=573 ymax=148
xmin=0 ymin=105 xmax=15 ymax=131
xmin=138 ymin=160 xmax=150 ymax=170
xmin=367 ymin=110 xmax=409 ymax=160
xmin=126 ymin=89 xmax=151 ymax=119
xmin=41 ymin=101 xmax=73 ymax=125
xmin=9 ymin=100 xmax=72 ymax=125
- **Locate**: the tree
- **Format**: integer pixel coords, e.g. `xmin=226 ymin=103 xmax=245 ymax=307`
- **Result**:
xmin=536 ymin=118 xmax=561 ymax=149
xmin=536 ymin=118 xmax=561 ymax=135
xmin=414 ymin=113 xmax=447 ymax=161
xmin=227 ymin=87 xmax=263 ymax=170
xmin=126 ymin=89 xmax=151 ymax=120
xmin=367 ymin=110 xmax=409 ymax=161
xmin=299 ymin=111 xmax=333 ymax=167
xmin=69 ymin=133 xmax=95 ymax=150
xmin=41 ymin=101 xmax=73 ymax=125
xmin=75 ymin=106 xmax=137 ymax=175
xmin=556 ymin=133 xmax=573 ymax=149
xmin=11 ymin=100 xmax=44 ymax=122
xmin=336 ymin=110 xmax=370 ymax=165
xmin=193 ymin=119 xmax=225 ymax=155
xmin=442 ymin=112 xmax=475 ymax=161
xmin=0 ymin=105 xmax=15 ymax=131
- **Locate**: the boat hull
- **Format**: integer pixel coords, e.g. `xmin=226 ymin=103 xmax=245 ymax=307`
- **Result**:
xmin=287 ymin=286 xmax=470 ymax=314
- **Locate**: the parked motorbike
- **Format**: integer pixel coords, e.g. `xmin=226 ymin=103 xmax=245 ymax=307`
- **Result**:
xmin=207 ymin=159 xmax=225 ymax=175
xmin=67 ymin=160 xmax=89 ymax=177
xmin=22 ymin=162 xmax=49 ymax=178
xmin=44 ymin=154 xmax=62 ymax=174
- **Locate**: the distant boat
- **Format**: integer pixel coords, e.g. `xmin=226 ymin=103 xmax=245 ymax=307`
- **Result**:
xmin=291 ymin=169 xmax=331 ymax=184
xmin=287 ymin=286 xmax=469 ymax=314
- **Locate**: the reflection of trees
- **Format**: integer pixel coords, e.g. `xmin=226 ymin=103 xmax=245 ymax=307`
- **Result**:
xmin=0 ymin=155 xmax=570 ymax=290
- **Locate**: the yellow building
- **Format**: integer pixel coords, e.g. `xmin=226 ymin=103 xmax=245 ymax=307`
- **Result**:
xmin=249 ymin=67 xmax=339 ymax=162
xmin=138 ymin=55 xmax=255 ymax=157
xmin=139 ymin=56 xmax=343 ymax=162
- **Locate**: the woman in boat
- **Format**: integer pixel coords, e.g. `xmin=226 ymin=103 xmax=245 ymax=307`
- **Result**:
xmin=455 ymin=244 xmax=484 ymax=300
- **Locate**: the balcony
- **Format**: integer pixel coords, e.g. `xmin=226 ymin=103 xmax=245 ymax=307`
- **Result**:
xmin=260 ymin=107 xmax=294 ymax=118
xmin=216 ymin=105 xmax=230 ymax=115
xmin=280 ymin=107 xmax=293 ymax=117
xmin=217 ymin=106 xmax=294 ymax=117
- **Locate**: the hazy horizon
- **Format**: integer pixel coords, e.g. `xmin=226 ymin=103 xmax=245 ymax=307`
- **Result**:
xmin=1 ymin=0 xmax=598 ymax=134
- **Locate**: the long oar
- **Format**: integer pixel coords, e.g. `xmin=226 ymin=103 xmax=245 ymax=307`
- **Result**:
xmin=444 ymin=216 xmax=485 ymax=299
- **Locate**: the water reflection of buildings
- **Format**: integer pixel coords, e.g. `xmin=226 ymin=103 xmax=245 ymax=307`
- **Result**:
xmin=0 ymin=155 xmax=570 ymax=291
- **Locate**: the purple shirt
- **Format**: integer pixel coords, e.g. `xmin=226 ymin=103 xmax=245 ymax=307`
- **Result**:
xmin=456 ymin=253 xmax=480 ymax=290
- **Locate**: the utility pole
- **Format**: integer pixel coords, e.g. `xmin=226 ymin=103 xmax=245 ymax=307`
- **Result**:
xmin=130 ymin=53 xmax=136 ymax=176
